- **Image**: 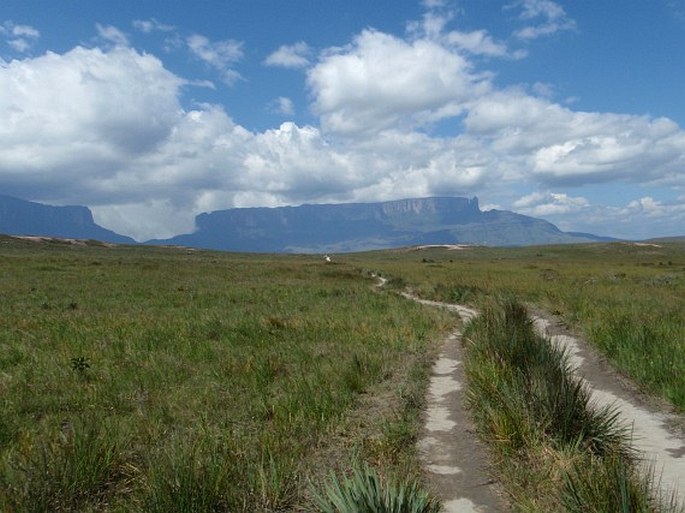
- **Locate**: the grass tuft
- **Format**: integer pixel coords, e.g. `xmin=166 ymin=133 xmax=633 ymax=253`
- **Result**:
xmin=463 ymin=297 xmax=677 ymax=512
xmin=311 ymin=464 xmax=441 ymax=513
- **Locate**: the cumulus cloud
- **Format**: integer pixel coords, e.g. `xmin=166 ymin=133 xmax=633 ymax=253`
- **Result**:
xmin=1 ymin=21 xmax=40 ymax=52
xmin=513 ymin=191 xmax=590 ymax=215
xmin=264 ymin=41 xmax=311 ymax=68
xmin=308 ymin=29 xmax=491 ymax=134
xmin=464 ymin=90 xmax=685 ymax=187
xmin=1 ymin=6 xmax=684 ymax=242
xmin=0 ymin=46 xmax=183 ymax=204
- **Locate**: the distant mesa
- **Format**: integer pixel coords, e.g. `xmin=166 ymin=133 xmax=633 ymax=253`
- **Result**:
xmin=0 ymin=194 xmax=135 ymax=245
xmin=0 ymin=194 xmax=619 ymax=253
xmin=147 ymin=196 xmax=616 ymax=252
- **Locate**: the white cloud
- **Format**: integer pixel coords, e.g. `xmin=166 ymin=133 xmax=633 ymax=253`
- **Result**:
xmin=221 ymin=69 xmax=243 ymax=86
xmin=513 ymin=191 xmax=590 ymax=216
xmin=531 ymin=81 xmax=554 ymax=98
xmin=7 ymin=38 xmax=30 ymax=52
xmin=264 ymin=41 xmax=311 ymax=68
xmin=445 ymin=30 xmax=509 ymax=57
xmin=132 ymin=18 xmax=175 ymax=34
xmin=464 ymin=90 xmax=685 ymax=187
xmin=1 ymin=21 xmax=40 ymax=53
xmin=0 ymin=46 xmax=184 ymax=206
xmin=186 ymin=34 xmax=243 ymax=69
xmin=308 ymin=29 xmax=491 ymax=135
xmin=8 ymin=24 xmax=40 ymax=39
xmin=96 ymin=23 xmax=130 ymax=47
xmin=268 ymin=97 xmax=295 ymax=116
xmin=1 ymin=9 xmax=685 ymax=243
xmin=509 ymin=0 xmax=577 ymax=40
xmin=560 ymin=197 xmax=685 ymax=239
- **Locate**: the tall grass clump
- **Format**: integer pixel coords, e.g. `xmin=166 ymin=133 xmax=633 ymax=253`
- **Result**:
xmin=462 ymin=297 xmax=678 ymax=512
xmin=562 ymin=455 xmax=683 ymax=513
xmin=465 ymin=298 xmax=627 ymax=456
xmin=1 ymin=415 xmax=132 ymax=512
xmin=312 ymin=464 xmax=441 ymax=513
xmin=590 ymin=309 xmax=685 ymax=408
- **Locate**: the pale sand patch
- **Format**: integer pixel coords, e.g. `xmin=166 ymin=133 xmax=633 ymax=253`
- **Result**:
xmin=427 ymin=464 xmax=462 ymax=475
xmin=425 ymin=405 xmax=457 ymax=432
xmin=443 ymin=497 xmax=488 ymax=512
xmin=417 ymin=325 xmax=506 ymax=511
xmin=410 ymin=285 xmax=685 ymax=509
xmin=412 ymin=244 xmax=471 ymax=251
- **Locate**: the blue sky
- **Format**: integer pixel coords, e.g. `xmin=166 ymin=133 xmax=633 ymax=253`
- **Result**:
xmin=1 ymin=0 xmax=684 ymax=241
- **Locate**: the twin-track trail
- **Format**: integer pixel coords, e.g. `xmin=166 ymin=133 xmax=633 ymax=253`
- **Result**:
xmin=402 ymin=290 xmax=685 ymax=510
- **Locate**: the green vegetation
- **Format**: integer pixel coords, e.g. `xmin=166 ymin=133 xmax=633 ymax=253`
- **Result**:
xmin=463 ymin=297 xmax=681 ymax=512
xmin=1 ymin=236 xmax=683 ymax=511
xmin=312 ymin=464 xmax=441 ymax=513
xmin=350 ymin=242 xmax=685 ymax=411
xmin=348 ymin=242 xmax=684 ymax=511
xmin=0 ymin=237 xmax=450 ymax=511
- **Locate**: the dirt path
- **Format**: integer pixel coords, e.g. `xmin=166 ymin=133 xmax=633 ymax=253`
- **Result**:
xmin=532 ymin=312 xmax=685 ymax=504
xmin=404 ymin=286 xmax=685 ymax=508
xmin=404 ymin=294 xmax=508 ymax=512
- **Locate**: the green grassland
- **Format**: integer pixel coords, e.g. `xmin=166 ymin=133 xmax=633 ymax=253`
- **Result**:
xmin=0 ymin=237 xmax=452 ymax=512
xmin=1 ymin=236 xmax=683 ymax=511
xmin=347 ymin=241 xmax=684 ymax=512
xmin=348 ymin=242 xmax=685 ymax=410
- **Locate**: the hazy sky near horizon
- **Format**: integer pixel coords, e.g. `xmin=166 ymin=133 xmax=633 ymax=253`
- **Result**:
xmin=1 ymin=0 xmax=684 ymax=241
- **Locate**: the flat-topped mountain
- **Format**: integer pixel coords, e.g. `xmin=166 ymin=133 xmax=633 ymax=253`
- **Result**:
xmin=0 ymin=194 xmax=134 ymax=244
xmin=149 ymin=197 xmax=614 ymax=252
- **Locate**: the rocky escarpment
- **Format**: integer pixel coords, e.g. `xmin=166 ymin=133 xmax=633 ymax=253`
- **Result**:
xmin=149 ymin=196 xmax=610 ymax=253
xmin=0 ymin=194 xmax=134 ymax=244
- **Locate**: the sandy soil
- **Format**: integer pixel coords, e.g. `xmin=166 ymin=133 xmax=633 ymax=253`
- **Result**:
xmin=417 ymin=329 xmax=508 ymax=512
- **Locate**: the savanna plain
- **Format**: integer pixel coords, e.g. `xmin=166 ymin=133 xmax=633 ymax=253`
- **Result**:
xmin=0 ymin=235 xmax=683 ymax=512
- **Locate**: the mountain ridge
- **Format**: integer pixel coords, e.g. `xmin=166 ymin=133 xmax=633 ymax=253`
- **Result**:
xmin=0 ymin=194 xmax=135 ymax=244
xmin=148 ymin=196 xmax=616 ymax=252
xmin=0 ymin=194 xmax=621 ymax=252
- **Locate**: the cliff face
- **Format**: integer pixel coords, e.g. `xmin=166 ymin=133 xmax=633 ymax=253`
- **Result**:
xmin=0 ymin=195 xmax=135 ymax=244
xmin=379 ymin=196 xmax=478 ymax=217
xmin=0 ymin=194 xmax=611 ymax=252
xmin=150 ymin=196 xmax=607 ymax=253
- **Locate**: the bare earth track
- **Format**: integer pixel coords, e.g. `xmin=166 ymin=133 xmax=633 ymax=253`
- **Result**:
xmin=532 ymin=312 xmax=685 ymax=504
xmin=404 ymin=294 xmax=508 ymax=512
xmin=399 ymin=289 xmax=685 ymax=510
